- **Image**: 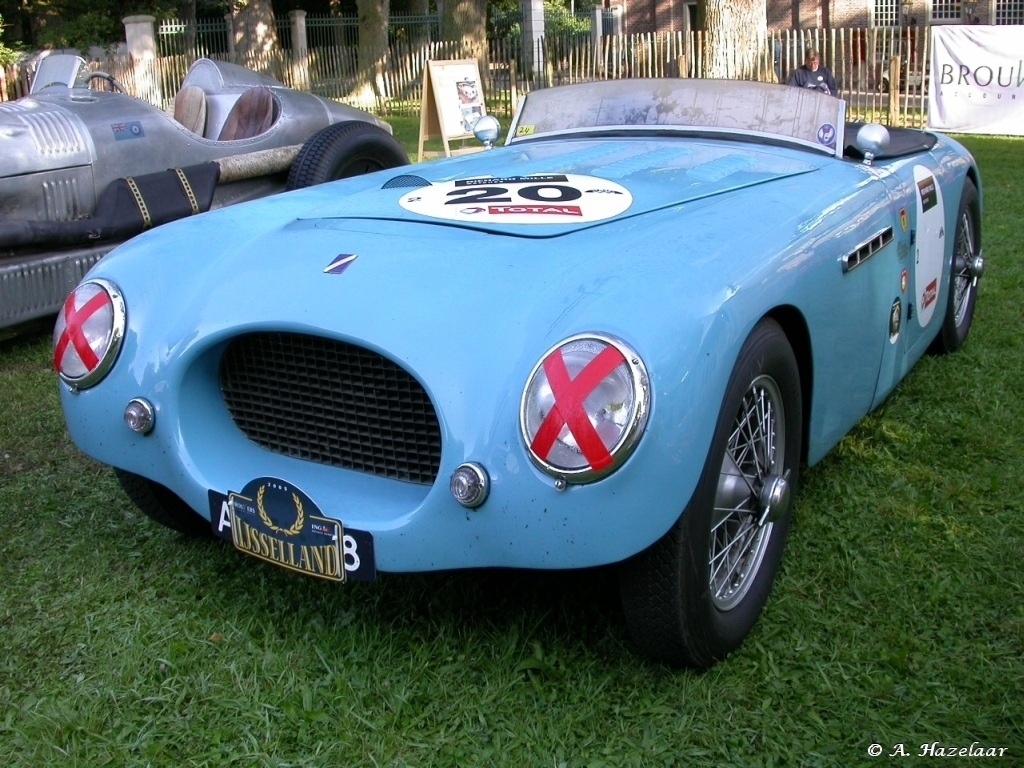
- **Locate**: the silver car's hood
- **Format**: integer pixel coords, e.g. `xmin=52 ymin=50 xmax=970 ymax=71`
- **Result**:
xmin=0 ymin=96 xmax=93 ymax=177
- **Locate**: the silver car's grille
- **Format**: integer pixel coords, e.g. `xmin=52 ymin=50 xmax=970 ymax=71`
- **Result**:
xmin=42 ymin=176 xmax=83 ymax=220
xmin=219 ymin=332 xmax=442 ymax=485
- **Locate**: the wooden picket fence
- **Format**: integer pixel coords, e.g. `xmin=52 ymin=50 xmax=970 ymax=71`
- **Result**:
xmin=1 ymin=26 xmax=931 ymax=128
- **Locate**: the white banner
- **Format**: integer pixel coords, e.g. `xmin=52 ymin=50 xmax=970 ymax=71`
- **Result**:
xmin=929 ymin=25 xmax=1024 ymax=135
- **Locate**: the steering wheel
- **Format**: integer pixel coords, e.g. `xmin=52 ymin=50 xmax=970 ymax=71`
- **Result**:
xmin=86 ymin=71 xmax=128 ymax=94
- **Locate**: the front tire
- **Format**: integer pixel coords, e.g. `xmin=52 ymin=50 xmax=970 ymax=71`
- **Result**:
xmin=116 ymin=469 xmax=212 ymax=538
xmin=929 ymin=178 xmax=982 ymax=354
xmin=619 ymin=318 xmax=803 ymax=668
xmin=286 ymin=121 xmax=409 ymax=190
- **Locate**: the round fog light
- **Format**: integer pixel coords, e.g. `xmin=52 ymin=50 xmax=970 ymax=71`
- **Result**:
xmin=450 ymin=463 xmax=489 ymax=509
xmin=124 ymin=398 xmax=155 ymax=434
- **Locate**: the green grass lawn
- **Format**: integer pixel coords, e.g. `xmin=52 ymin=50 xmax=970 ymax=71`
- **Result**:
xmin=1 ymin=134 xmax=1022 ymax=767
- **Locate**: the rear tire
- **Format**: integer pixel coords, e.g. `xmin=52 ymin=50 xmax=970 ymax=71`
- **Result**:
xmin=619 ymin=319 xmax=803 ymax=668
xmin=929 ymin=179 xmax=981 ymax=354
xmin=116 ymin=469 xmax=212 ymax=538
xmin=286 ymin=121 xmax=409 ymax=190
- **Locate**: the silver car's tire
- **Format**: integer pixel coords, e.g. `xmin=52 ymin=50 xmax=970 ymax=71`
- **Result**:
xmin=116 ymin=470 xmax=212 ymax=538
xmin=929 ymin=179 xmax=981 ymax=354
xmin=286 ymin=121 xmax=409 ymax=190
xmin=619 ymin=318 xmax=803 ymax=668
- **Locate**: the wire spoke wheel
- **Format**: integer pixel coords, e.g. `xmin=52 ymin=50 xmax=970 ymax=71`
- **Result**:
xmin=619 ymin=319 xmax=802 ymax=668
xmin=930 ymin=178 xmax=982 ymax=354
xmin=951 ymin=206 xmax=976 ymax=328
xmin=710 ymin=375 xmax=785 ymax=611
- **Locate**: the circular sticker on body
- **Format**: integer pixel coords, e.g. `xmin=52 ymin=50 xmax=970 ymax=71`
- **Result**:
xmin=399 ymin=173 xmax=633 ymax=224
xmin=816 ymin=123 xmax=836 ymax=147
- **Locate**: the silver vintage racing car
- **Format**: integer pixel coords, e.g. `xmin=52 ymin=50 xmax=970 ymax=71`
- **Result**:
xmin=0 ymin=55 xmax=407 ymax=334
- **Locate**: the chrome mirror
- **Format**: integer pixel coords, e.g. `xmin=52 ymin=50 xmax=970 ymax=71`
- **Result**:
xmin=473 ymin=115 xmax=501 ymax=149
xmin=855 ymin=123 xmax=890 ymax=165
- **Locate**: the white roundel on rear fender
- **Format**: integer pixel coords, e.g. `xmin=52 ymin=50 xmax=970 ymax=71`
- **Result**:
xmin=399 ymin=174 xmax=633 ymax=224
xmin=913 ymin=165 xmax=945 ymax=328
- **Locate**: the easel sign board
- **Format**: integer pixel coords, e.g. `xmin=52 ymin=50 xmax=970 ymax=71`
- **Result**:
xmin=418 ymin=59 xmax=486 ymax=161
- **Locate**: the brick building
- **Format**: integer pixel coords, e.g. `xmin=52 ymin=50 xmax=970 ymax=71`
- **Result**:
xmin=621 ymin=0 xmax=1009 ymax=35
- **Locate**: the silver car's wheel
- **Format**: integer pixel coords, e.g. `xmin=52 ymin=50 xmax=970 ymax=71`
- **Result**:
xmin=930 ymin=178 xmax=982 ymax=354
xmin=286 ymin=121 xmax=409 ymax=190
xmin=619 ymin=318 xmax=802 ymax=669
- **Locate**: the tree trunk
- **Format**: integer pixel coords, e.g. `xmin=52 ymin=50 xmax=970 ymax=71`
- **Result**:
xmin=396 ymin=0 xmax=431 ymax=46
xmin=441 ymin=0 xmax=487 ymax=65
xmin=178 ymin=1 xmax=197 ymax=55
xmin=351 ymin=0 xmax=389 ymax=111
xmin=702 ymin=0 xmax=767 ymax=80
xmin=231 ymin=0 xmax=279 ymax=60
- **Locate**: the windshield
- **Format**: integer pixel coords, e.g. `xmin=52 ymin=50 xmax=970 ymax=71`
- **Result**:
xmin=508 ymin=79 xmax=847 ymax=157
xmin=30 ymin=54 xmax=87 ymax=93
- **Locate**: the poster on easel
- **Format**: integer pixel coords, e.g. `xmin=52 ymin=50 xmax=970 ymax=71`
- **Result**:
xmin=417 ymin=59 xmax=486 ymax=162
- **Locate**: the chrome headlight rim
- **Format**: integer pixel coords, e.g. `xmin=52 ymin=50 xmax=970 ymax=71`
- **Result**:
xmin=53 ymin=278 xmax=126 ymax=390
xmin=519 ymin=332 xmax=650 ymax=485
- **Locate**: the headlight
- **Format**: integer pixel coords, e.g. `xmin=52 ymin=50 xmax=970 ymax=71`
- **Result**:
xmin=53 ymin=279 xmax=126 ymax=390
xmin=520 ymin=334 xmax=650 ymax=484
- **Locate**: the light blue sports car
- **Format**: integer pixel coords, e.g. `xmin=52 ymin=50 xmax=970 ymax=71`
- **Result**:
xmin=54 ymin=79 xmax=984 ymax=668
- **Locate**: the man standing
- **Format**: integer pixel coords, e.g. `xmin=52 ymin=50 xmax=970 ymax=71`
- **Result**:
xmin=787 ymin=47 xmax=839 ymax=96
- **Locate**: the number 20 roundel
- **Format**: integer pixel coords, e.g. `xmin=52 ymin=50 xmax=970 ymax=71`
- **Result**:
xmin=399 ymin=174 xmax=633 ymax=224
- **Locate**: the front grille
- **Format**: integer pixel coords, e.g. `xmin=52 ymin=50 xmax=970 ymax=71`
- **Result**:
xmin=219 ymin=332 xmax=442 ymax=485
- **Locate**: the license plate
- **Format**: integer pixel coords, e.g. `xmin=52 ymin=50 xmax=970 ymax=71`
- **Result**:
xmin=208 ymin=477 xmax=375 ymax=582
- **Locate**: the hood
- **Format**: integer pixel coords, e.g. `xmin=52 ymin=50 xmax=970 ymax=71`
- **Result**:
xmin=90 ymin=131 xmax=872 ymax=367
xmin=96 ymin=134 xmax=850 ymax=373
xmin=94 ymin=134 xmax=846 ymax=349
xmin=0 ymin=96 xmax=93 ymax=177
xmin=297 ymin=137 xmax=823 ymax=238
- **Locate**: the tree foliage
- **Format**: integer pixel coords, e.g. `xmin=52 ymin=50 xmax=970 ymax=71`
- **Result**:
xmin=0 ymin=13 xmax=20 ymax=64
xmin=0 ymin=0 xmax=224 ymax=50
xmin=38 ymin=10 xmax=121 ymax=51
xmin=0 ymin=0 xmax=600 ymax=59
xmin=491 ymin=0 xmax=591 ymax=41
